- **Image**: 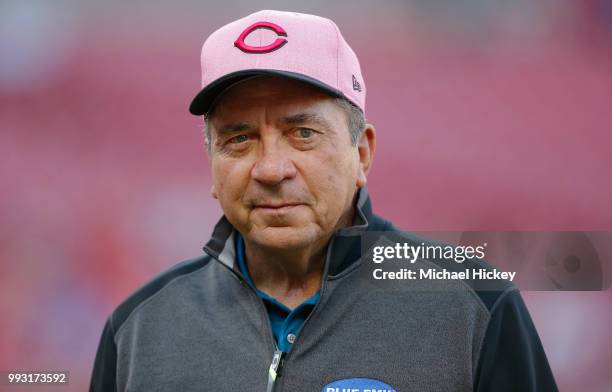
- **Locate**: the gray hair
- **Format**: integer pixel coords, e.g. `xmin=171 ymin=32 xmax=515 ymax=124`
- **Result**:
xmin=202 ymin=96 xmax=365 ymax=152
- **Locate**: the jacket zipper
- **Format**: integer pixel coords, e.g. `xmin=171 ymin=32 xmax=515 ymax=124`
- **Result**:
xmin=266 ymin=348 xmax=285 ymax=392
xmin=203 ymin=248 xmax=285 ymax=391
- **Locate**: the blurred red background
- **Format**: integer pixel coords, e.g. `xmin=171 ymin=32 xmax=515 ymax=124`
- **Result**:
xmin=1 ymin=1 xmax=611 ymax=390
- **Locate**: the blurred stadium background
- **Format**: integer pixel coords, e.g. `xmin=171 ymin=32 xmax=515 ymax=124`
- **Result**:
xmin=1 ymin=0 xmax=611 ymax=390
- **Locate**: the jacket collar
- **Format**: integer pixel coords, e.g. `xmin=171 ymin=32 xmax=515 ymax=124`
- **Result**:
xmin=203 ymin=187 xmax=387 ymax=277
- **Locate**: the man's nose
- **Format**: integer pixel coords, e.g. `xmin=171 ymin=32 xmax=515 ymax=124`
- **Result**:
xmin=250 ymin=142 xmax=297 ymax=185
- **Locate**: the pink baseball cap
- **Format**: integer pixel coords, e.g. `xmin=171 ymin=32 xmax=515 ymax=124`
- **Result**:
xmin=188 ymin=10 xmax=366 ymax=116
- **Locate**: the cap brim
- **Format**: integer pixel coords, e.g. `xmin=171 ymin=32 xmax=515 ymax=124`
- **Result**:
xmin=188 ymin=69 xmax=344 ymax=116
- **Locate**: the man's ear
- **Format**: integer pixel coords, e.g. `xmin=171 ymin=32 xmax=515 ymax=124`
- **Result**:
xmin=211 ymin=184 xmax=218 ymax=199
xmin=356 ymin=123 xmax=376 ymax=188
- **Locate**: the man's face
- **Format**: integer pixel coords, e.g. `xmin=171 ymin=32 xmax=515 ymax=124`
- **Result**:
xmin=208 ymin=76 xmax=365 ymax=251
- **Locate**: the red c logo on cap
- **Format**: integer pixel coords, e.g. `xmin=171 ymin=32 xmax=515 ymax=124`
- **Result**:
xmin=234 ymin=21 xmax=288 ymax=54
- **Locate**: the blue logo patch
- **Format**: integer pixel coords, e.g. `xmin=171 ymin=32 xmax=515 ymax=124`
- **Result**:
xmin=322 ymin=378 xmax=396 ymax=392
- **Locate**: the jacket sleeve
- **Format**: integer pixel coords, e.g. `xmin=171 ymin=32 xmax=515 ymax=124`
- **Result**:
xmin=90 ymin=317 xmax=118 ymax=392
xmin=474 ymin=289 xmax=558 ymax=392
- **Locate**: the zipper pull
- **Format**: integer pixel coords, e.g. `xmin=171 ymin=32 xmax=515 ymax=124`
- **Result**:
xmin=266 ymin=349 xmax=285 ymax=392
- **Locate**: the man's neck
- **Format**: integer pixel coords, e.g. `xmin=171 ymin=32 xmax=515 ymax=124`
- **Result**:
xmin=244 ymin=236 xmax=328 ymax=310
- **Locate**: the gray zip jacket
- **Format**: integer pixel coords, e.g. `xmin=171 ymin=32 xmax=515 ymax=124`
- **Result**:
xmin=90 ymin=188 xmax=557 ymax=391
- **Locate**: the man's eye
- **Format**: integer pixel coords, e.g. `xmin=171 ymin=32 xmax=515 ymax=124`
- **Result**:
xmin=295 ymin=128 xmax=314 ymax=138
xmin=229 ymin=134 xmax=249 ymax=144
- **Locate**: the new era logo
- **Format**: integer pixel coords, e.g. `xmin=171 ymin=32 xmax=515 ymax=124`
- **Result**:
xmin=352 ymin=75 xmax=362 ymax=92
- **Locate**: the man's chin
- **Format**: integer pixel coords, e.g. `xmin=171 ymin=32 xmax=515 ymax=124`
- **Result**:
xmin=247 ymin=226 xmax=318 ymax=250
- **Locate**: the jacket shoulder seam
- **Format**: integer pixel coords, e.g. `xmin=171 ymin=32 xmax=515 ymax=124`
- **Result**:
xmin=111 ymin=255 xmax=212 ymax=339
xmin=472 ymin=285 xmax=520 ymax=384
xmin=418 ymin=257 xmax=493 ymax=314
xmin=488 ymin=285 xmax=518 ymax=314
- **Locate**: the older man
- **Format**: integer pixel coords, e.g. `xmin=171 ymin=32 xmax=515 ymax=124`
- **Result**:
xmin=90 ymin=10 xmax=557 ymax=392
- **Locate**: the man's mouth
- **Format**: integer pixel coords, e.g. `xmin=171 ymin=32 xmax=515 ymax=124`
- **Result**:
xmin=253 ymin=202 xmax=305 ymax=211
